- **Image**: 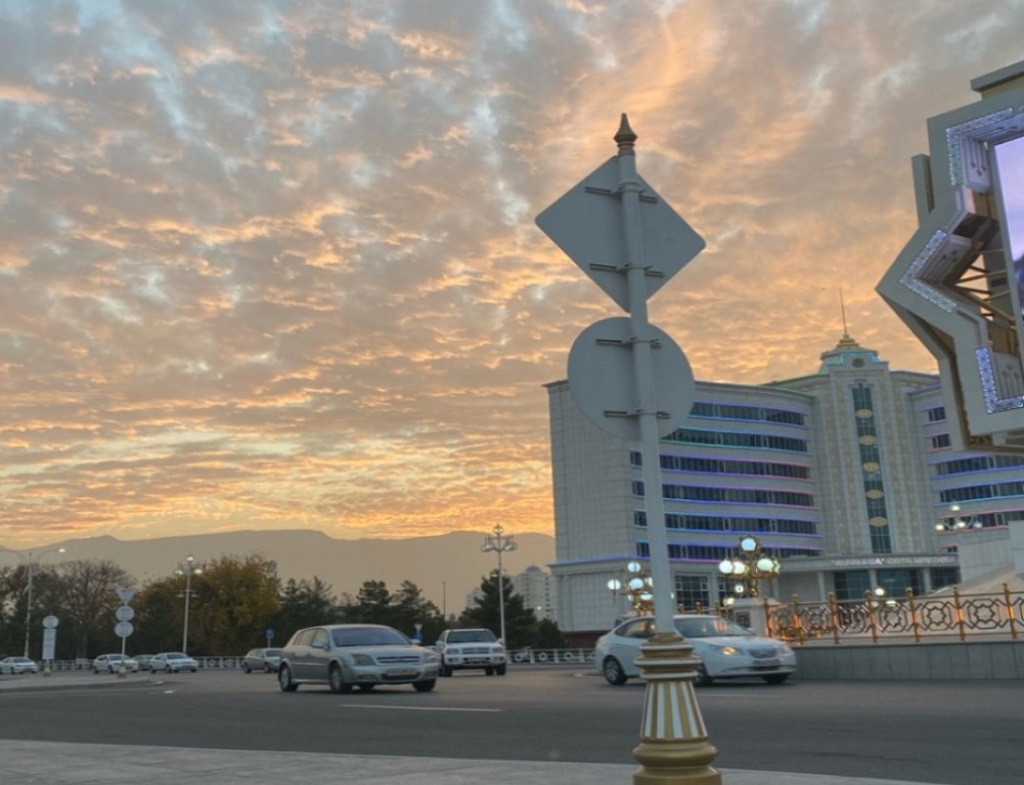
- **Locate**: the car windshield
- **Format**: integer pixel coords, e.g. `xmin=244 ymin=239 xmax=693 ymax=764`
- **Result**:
xmin=331 ymin=626 xmax=409 ymax=647
xmin=674 ymin=617 xmax=754 ymax=639
xmin=447 ymin=630 xmax=497 ymax=643
xmin=264 ymin=649 xmax=282 ymax=657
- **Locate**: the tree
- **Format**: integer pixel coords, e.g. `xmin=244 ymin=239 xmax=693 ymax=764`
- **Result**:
xmin=44 ymin=559 xmax=134 ymax=658
xmin=274 ymin=577 xmax=337 ymax=641
xmin=187 ymin=555 xmax=280 ymax=654
xmin=457 ymin=571 xmax=536 ymax=649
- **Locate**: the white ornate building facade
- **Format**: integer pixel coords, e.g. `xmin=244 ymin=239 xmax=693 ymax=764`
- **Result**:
xmin=546 ymin=334 xmax=1024 ymax=641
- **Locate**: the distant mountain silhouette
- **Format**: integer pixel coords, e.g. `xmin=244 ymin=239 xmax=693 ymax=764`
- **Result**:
xmin=10 ymin=529 xmax=555 ymax=615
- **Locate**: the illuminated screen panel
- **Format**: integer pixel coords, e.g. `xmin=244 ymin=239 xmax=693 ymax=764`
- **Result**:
xmin=993 ymin=135 xmax=1024 ymax=334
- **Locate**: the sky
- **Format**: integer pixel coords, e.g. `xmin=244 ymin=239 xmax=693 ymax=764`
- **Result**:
xmin=2 ymin=0 xmax=1023 ymax=550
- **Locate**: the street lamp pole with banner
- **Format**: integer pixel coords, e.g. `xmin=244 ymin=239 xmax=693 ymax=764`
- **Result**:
xmin=537 ymin=115 xmax=720 ymax=785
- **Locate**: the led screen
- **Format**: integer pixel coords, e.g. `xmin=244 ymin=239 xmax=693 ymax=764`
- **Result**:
xmin=993 ymin=135 xmax=1024 ymax=333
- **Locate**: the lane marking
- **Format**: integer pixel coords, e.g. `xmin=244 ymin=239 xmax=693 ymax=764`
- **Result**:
xmin=341 ymin=704 xmax=500 ymax=712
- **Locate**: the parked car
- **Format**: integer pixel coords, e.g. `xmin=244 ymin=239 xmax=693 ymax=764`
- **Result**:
xmin=242 ymin=647 xmax=283 ymax=673
xmin=149 ymin=652 xmax=199 ymax=673
xmin=134 ymin=654 xmax=157 ymax=671
xmin=92 ymin=654 xmax=139 ymax=673
xmin=278 ymin=624 xmax=439 ymax=693
xmin=435 ymin=628 xmax=507 ymax=676
xmin=0 ymin=656 xmax=40 ymax=675
xmin=594 ymin=614 xmax=797 ymax=687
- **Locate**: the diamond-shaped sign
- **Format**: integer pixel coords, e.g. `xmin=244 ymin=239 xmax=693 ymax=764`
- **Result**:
xmin=536 ymin=156 xmax=705 ymax=312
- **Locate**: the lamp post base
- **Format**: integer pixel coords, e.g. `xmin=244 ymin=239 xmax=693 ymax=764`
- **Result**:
xmin=632 ymin=632 xmax=721 ymax=785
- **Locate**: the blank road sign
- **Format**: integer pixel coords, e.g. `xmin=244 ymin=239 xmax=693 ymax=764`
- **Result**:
xmin=535 ymin=156 xmax=705 ymax=312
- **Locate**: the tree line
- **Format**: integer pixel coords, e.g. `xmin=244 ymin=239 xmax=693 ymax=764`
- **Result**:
xmin=0 ymin=555 xmax=565 ymax=659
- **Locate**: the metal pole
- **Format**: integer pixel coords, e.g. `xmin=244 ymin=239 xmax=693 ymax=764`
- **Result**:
xmin=182 ymin=569 xmax=191 ymax=654
xmin=23 ymin=558 xmax=34 ymax=658
xmin=497 ymin=547 xmax=507 ymax=645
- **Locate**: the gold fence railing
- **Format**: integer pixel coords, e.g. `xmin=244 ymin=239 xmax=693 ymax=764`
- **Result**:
xmin=761 ymin=584 xmax=1024 ymax=645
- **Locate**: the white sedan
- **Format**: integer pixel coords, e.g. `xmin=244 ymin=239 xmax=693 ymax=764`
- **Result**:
xmin=0 ymin=656 xmax=40 ymax=675
xmin=92 ymin=654 xmax=140 ymax=673
xmin=149 ymin=652 xmax=199 ymax=673
xmin=594 ymin=614 xmax=797 ymax=686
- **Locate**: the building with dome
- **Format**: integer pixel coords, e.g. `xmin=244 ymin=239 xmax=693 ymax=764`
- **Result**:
xmin=545 ymin=333 xmax=1024 ymax=642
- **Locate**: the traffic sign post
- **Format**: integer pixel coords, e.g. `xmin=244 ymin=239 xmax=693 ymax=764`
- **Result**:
xmin=537 ymin=115 xmax=721 ymax=785
xmin=114 ymin=588 xmax=136 ymax=677
xmin=41 ymin=615 xmax=58 ymax=677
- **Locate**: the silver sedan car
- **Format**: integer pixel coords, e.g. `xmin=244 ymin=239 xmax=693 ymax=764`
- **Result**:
xmin=92 ymin=654 xmax=139 ymax=673
xmin=595 ymin=614 xmax=797 ymax=686
xmin=242 ymin=647 xmax=282 ymax=673
xmin=278 ymin=624 xmax=439 ymax=693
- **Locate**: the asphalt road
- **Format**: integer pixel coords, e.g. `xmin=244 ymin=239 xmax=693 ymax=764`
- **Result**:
xmin=0 ymin=667 xmax=1019 ymax=785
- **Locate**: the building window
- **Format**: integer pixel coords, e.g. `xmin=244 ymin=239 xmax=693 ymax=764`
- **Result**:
xmin=926 ymin=406 xmax=947 ymax=423
xmin=931 ymin=433 xmax=951 ymax=449
xmin=674 ymin=576 xmax=712 ymax=611
xmin=833 ymin=570 xmax=872 ymax=602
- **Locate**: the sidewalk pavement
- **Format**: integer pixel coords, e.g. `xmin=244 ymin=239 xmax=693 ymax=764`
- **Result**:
xmin=0 ymin=674 xmax=941 ymax=785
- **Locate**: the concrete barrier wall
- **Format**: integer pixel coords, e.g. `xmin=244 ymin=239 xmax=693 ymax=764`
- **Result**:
xmin=794 ymin=641 xmax=1024 ymax=680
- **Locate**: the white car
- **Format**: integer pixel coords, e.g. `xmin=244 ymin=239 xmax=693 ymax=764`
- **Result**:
xmin=435 ymin=628 xmax=507 ymax=676
xmin=0 ymin=656 xmax=39 ymax=675
xmin=594 ymin=614 xmax=797 ymax=687
xmin=149 ymin=652 xmax=199 ymax=673
xmin=92 ymin=654 xmax=139 ymax=673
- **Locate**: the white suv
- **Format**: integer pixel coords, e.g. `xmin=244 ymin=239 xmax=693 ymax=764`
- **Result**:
xmin=435 ymin=628 xmax=507 ymax=676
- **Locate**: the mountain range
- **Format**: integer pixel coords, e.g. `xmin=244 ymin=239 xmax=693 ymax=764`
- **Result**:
xmin=7 ymin=529 xmax=556 ymax=615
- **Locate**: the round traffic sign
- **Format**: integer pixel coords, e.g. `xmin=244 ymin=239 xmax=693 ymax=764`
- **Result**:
xmin=42 ymin=615 xmax=59 ymax=629
xmin=114 ymin=621 xmax=134 ymax=638
xmin=115 ymin=605 xmax=135 ymax=622
xmin=567 ymin=317 xmax=695 ymax=441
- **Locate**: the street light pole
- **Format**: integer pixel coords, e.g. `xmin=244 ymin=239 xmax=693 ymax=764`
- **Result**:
xmin=0 ymin=546 xmax=67 ymax=659
xmin=174 ymin=555 xmax=202 ymax=654
xmin=481 ymin=524 xmax=517 ymax=645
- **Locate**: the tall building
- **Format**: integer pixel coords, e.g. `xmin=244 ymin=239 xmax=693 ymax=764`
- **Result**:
xmin=511 ymin=565 xmax=556 ymax=621
xmin=546 ymin=334 xmax=1024 ymax=641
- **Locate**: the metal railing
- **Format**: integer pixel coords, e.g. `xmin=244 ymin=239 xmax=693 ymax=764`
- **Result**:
xmin=764 ymin=584 xmax=1024 ymax=645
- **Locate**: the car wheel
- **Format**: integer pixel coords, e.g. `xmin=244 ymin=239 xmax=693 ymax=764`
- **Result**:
xmin=413 ymin=679 xmax=436 ymax=692
xmin=165 ymin=664 xmax=172 ymax=673
xmin=484 ymin=666 xmax=494 ymax=676
xmin=264 ymin=663 xmax=272 ymax=673
xmin=694 ymin=664 xmax=714 ymax=687
xmin=243 ymin=662 xmax=251 ymax=673
xmin=496 ymin=664 xmax=507 ymax=676
xmin=602 ymin=657 xmax=628 ymax=686
xmin=763 ymin=673 xmax=790 ymax=685
xmin=278 ymin=664 xmax=298 ymax=692
xmin=328 ymin=663 xmax=348 ymax=694
xmin=93 ymin=668 xmax=99 ymax=674
xmin=439 ymin=663 xmax=452 ymax=677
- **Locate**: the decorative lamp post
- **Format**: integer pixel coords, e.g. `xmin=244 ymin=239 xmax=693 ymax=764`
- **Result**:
xmin=481 ymin=525 xmax=517 ymax=646
xmin=0 ymin=546 xmax=67 ymax=658
xmin=718 ymin=535 xmax=781 ymax=599
xmin=608 ymin=560 xmax=655 ymax=615
xmin=174 ymin=555 xmax=202 ymax=654
xmin=935 ymin=504 xmax=982 ymax=532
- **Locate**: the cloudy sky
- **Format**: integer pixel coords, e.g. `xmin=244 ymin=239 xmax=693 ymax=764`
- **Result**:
xmin=2 ymin=0 xmax=1023 ymax=549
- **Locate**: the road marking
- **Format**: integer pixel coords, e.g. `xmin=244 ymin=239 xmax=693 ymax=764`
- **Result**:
xmin=341 ymin=704 xmax=500 ymax=712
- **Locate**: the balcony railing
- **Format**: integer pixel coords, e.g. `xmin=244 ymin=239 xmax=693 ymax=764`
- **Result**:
xmin=762 ymin=584 xmax=1024 ymax=644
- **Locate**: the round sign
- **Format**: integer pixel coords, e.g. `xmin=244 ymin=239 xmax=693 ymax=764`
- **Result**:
xmin=115 ymin=605 xmax=135 ymax=622
xmin=41 ymin=615 xmax=59 ymax=629
xmin=568 ymin=317 xmax=695 ymax=441
xmin=114 ymin=621 xmax=134 ymax=638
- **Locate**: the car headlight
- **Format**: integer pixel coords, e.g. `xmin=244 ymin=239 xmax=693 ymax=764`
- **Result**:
xmin=779 ymin=643 xmax=793 ymax=654
xmin=423 ymin=651 xmax=439 ymax=663
xmin=707 ymin=645 xmax=739 ymax=656
xmin=351 ymin=654 xmax=374 ymax=665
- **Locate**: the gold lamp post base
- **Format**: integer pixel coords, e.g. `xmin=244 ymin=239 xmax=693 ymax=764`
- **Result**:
xmin=632 ymin=632 xmax=721 ymax=785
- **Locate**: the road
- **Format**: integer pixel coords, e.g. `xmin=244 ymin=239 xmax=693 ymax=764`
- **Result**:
xmin=0 ymin=667 xmax=1019 ymax=785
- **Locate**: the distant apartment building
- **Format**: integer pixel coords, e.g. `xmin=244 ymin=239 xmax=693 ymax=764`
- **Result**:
xmin=467 ymin=565 xmax=557 ymax=622
xmin=546 ymin=333 xmax=1024 ymax=641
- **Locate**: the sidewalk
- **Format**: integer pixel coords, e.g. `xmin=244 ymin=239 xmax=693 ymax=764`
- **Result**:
xmin=0 ymin=674 xmax=940 ymax=785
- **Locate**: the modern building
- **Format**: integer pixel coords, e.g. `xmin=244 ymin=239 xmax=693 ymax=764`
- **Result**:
xmin=466 ymin=565 xmax=557 ymax=622
xmin=546 ymin=333 xmax=1024 ymax=643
